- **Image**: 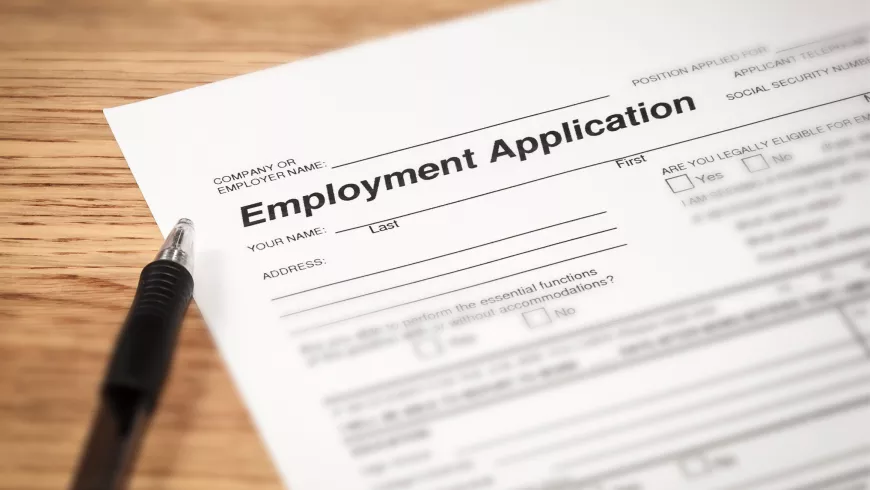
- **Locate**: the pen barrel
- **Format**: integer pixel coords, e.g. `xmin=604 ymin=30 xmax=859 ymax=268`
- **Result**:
xmin=103 ymin=259 xmax=194 ymax=412
xmin=71 ymin=260 xmax=194 ymax=490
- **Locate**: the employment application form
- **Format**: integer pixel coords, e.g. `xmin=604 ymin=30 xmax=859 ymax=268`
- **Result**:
xmin=105 ymin=0 xmax=870 ymax=488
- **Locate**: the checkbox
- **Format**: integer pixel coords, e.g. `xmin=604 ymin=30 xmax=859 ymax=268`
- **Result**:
xmin=742 ymin=154 xmax=769 ymax=173
xmin=679 ymin=455 xmax=710 ymax=478
xmin=413 ymin=337 xmax=442 ymax=359
xmin=522 ymin=308 xmax=551 ymax=329
xmin=666 ymin=174 xmax=694 ymax=193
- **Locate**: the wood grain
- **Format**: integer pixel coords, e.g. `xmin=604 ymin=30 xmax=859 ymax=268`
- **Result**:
xmin=0 ymin=1 xmax=515 ymax=488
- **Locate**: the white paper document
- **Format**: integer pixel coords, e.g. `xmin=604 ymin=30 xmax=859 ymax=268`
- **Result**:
xmin=104 ymin=0 xmax=870 ymax=488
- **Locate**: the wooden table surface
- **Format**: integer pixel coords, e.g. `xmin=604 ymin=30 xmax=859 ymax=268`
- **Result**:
xmin=0 ymin=1 xmax=513 ymax=488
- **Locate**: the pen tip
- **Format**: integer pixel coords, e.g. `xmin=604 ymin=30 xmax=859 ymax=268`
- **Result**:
xmin=155 ymin=219 xmax=195 ymax=274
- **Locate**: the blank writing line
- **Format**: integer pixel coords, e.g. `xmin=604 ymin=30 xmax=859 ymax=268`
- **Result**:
xmin=786 ymin=466 xmax=870 ymax=490
xmin=775 ymin=23 xmax=869 ymax=53
xmin=715 ymin=445 xmax=870 ymax=490
xmin=272 ymin=211 xmax=606 ymax=301
xmin=324 ymin=250 xmax=869 ymax=404
xmin=459 ymin=340 xmax=854 ymax=455
xmin=499 ymin=359 xmax=866 ymax=464
xmin=333 ymin=95 xmax=610 ymax=168
xmin=551 ymin=396 xmax=870 ymax=483
xmin=340 ymin=293 xmax=870 ymax=443
xmin=552 ymin=376 xmax=870 ymax=469
xmin=335 ymin=160 xmax=610 ymax=233
xmin=281 ymin=228 xmax=617 ymax=318
xmin=290 ymin=243 xmax=627 ymax=334
xmin=336 ymin=91 xmax=869 ymax=234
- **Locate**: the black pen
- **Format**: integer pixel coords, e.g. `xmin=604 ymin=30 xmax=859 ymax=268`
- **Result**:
xmin=70 ymin=218 xmax=196 ymax=490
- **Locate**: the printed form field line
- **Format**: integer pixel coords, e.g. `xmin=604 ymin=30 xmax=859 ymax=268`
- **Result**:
xmin=775 ymin=23 xmax=869 ymax=53
xmin=271 ymin=211 xmax=606 ymax=301
xmin=542 ymin=376 xmax=870 ymax=469
xmin=325 ymin=250 xmax=870 ymax=405
xmin=497 ymin=358 xmax=870 ymax=464
xmin=787 ymin=467 xmax=870 ymax=490
xmin=279 ymin=227 xmax=617 ymax=317
xmin=335 ymin=91 xmax=870 ymax=234
xmin=462 ymin=310 xmax=870 ymax=458
xmin=341 ymin=293 xmax=870 ymax=444
xmin=333 ymin=95 xmax=611 ymax=168
xmin=457 ymin=339 xmax=859 ymax=455
xmin=288 ymin=243 xmax=628 ymax=334
xmin=714 ymin=444 xmax=870 ymax=490
xmin=550 ymin=396 xmax=870 ymax=479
